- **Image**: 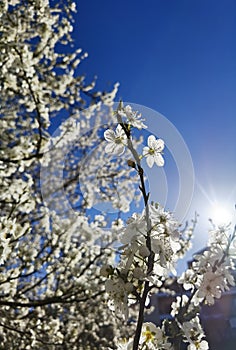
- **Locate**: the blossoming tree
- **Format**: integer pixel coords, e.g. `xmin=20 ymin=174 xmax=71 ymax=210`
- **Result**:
xmin=0 ymin=0 xmax=135 ymax=348
xmin=0 ymin=1 xmax=235 ymax=350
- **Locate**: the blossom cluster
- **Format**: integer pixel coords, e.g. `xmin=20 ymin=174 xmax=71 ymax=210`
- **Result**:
xmin=102 ymin=202 xmax=199 ymax=330
xmin=115 ymin=322 xmax=173 ymax=350
xmin=104 ymin=103 xmax=165 ymax=168
xmin=102 ymin=104 xmax=236 ymax=349
xmin=178 ymin=224 xmax=235 ymax=306
xmin=0 ymin=1 xmax=130 ymax=348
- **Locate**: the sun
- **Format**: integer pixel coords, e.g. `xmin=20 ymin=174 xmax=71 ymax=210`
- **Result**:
xmin=210 ymin=202 xmax=233 ymax=225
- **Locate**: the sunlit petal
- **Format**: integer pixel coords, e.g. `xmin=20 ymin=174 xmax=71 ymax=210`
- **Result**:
xmin=146 ymin=155 xmax=154 ymax=168
xmin=155 ymin=139 xmax=164 ymax=152
xmin=154 ymin=153 xmax=164 ymax=166
xmin=104 ymin=129 xmax=115 ymax=142
xmin=147 ymin=135 xmax=156 ymax=148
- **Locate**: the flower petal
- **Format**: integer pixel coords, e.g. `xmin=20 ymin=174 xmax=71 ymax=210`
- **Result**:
xmin=104 ymin=129 xmax=115 ymax=142
xmin=154 ymin=154 xmax=164 ymax=167
xmin=154 ymin=139 xmax=165 ymax=152
xmin=146 ymin=155 xmax=154 ymax=168
xmin=114 ymin=144 xmax=125 ymax=155
xmin=116 ymin=124 xmax=125 ymax=136
xmin=105 ymin=143 xmax=115 ymax=154
xmin=142 ymin=146 xmax=149 ymax=156
xmin=147 ymin=135 xmax=156 ymax=148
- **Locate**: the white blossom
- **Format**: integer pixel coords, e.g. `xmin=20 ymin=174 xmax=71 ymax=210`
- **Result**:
xmin=188 ymin=341 xmax=209 ymax=350
xmin=118 ymin=104 xmax=147 ymax=129
xmin=143 ymin=135 xmax=165 ymax=167
xmin=180 ymin=317 xmax=209 ymax=350
xmin=140 ymin=322 xmax=173 ymax=349
xmin=105 ymin=277 xmax=129 ymax=320
xmin=104 ymin=124 xmax=128 ymax=155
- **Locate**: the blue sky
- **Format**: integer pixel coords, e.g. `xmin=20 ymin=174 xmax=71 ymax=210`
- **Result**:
xmin=74 ymin=0 xmax=236 ymax=262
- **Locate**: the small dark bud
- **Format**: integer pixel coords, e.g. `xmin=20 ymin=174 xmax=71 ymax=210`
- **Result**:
xmin=127 ymin=160 xmax=136 ymax=168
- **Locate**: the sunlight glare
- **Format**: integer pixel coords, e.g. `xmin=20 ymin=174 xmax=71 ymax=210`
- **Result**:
xmin=210 ymin=203 xmax=233 ymax=225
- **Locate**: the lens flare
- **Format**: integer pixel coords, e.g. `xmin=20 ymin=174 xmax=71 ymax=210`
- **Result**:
xmin=210 ymin=203 xmax=233 ymax=225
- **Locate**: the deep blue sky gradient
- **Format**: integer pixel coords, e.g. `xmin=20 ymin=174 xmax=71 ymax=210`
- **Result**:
xmin=74 ymin=0 xmax=236 ymax=263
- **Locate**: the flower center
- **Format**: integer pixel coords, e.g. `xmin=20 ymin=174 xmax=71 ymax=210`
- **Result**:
xmin=143 ymin=327 xmax=155 ymax=342
xmin=115 ymin=136 xmax=123 ymax=144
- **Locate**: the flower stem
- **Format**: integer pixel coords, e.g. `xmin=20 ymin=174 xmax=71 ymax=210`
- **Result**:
xmin=120 ymin=125 xmax=154 ymax=350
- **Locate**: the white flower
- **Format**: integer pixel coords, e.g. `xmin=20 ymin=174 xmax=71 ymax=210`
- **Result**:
xmin=143 ymin=135 xmax=164 ymax=168
xmin=0 ymin=241 xmax=11 ymax=265
xmin=116 ymin=339 xmax=133 ymax=350
xmin=149 ymin=203 xmax=180 ymax=241
xmin=188 ymin=340 xmax=209 ymax=350
xmin=171 ymin=295 xmax=189 ymax=317
xmin=120 ymin=213 xmax=146 ymax=245
xmin=140 ymin=322 xmax=172 ymax=349
xmin=118 ymin=105 xmax=147 ymax=130
xmin=208 ymin=225 xmax=229 ymax=247
xmin=181 ymin=316 xmax=207 ymax=348
xmin=196 ymin=270 xmax=224 ymax=304
xmin=178 ymin=269 xmax=196 ymax=291
xmin=140 ymin=322 xmax=162 ymax=344
xmin=105 ymin=277 xmax=129 ymax=320
xmin=104 ymin=124 xmax=127 ymax=155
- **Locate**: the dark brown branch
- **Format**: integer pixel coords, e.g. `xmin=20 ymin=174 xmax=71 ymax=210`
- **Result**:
xmin=0 ymin=290 xmax=104 ymax=308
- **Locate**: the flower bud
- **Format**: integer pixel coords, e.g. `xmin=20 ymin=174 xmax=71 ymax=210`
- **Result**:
xmin=127 ymin=159 xmax=136 ymax=168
